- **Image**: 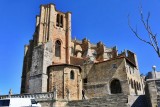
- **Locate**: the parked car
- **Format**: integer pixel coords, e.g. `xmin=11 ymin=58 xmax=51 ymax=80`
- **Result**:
xmin=0 ymin=98 xmax=41 ymax=107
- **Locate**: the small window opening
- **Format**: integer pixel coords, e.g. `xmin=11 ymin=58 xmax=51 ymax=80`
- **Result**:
xmin=56 ymin=14 xmax=60 ymax=26
xmin=60 ymin=15 xmax=63 ymax=28
xmin=70 ymin=70 xmax=74 ymax=80
xmin=139 ymin=83 xmax=141 ymax=91
xmin=131 ymin=79 xmax=134 ymax=89
xmin=129 ymin=67 xmax=131 ymax=74
xmin=134 ymin=80 xmax=138 ymax=95
xmin=83 ymin=78 xmax=88 ymax=84
xmin=136 ymin=82 xmax=139 ymax=90
xmin=55 ymin=40 xmax=61 ymax=57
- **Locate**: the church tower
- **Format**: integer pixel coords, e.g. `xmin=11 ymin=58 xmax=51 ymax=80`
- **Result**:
xmin=21 ymin=4 xmax=72 ymax=93
xmin=35 ymin=3 xmax=71 ymax=64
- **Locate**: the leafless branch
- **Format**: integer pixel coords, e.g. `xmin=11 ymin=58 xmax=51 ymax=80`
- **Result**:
xmin=128 ymin=7 xmax=160 ymax=57
xmin=128 ymin=14 xmax=152 ymax=45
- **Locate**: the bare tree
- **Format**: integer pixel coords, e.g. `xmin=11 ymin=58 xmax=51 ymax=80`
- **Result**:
xmin=128 ymin=6 xmax=160 ymax=57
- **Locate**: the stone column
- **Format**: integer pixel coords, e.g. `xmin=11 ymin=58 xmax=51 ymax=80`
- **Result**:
xmin=38 ymin=5 xmax=45 ymax=45
xmin=48 ymin=4 xmax=55 ymax=41
xmin=66 ymin=12 xmax=72 ymax=64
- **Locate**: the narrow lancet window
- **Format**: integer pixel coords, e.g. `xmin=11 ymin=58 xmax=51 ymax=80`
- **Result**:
xmin=70 ymin=70 xmax=74 ymax=80
xmin=60 ymin=15 xmax=63 ymax=28
xmin=56 ymin=14 xmax=60 ymax=26
xmin=55 ymin=40 xmax=61 ymax=57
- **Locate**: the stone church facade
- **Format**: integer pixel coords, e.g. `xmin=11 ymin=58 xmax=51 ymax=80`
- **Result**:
xmin=21 ymin=3 xmax=144 ymax=101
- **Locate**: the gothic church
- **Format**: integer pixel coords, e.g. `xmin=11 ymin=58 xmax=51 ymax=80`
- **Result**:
xmin=21 ymin=3 xmax=144 ymax=100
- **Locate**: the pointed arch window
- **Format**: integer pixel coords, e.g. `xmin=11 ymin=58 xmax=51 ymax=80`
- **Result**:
xmin=70 ymin=70 xmax=74 ymax=80
xmin=55 ymin=40 xmax=61 ymax=57
xmin=56 ymin=14 xmax=63 ymax=28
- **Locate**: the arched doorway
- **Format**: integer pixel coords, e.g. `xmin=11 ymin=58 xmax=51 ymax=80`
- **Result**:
xmin=110 ymin=79 xmax=122 ymax=94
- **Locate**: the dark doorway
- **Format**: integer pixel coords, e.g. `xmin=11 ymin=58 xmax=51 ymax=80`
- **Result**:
xmin=110 ymin=79 xmax=122 ymax=94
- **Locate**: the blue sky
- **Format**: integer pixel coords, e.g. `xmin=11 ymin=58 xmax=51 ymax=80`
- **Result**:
xmin=0 ymin=0 xmax=159 ymax=95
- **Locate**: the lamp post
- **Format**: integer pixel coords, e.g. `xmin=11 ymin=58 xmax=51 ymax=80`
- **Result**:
xmin=152 ymin=65 xmax=157 ymax=79
xmin=8 ymin=89 xmax=12 ymax=98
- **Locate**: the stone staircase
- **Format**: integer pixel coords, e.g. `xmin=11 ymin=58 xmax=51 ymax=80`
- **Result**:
xmin=67 ymin=94 xmax=129 ymax=107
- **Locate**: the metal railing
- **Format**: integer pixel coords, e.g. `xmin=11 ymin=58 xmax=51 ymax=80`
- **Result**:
xmin=0 ymin=92 xmax=54 ymax=100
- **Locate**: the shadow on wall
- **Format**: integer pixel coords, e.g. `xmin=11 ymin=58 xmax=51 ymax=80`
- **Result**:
xmin=131 ymin=95 xmax=148 ymax=107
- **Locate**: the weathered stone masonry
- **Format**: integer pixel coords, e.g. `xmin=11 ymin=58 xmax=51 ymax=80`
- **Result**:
xmin=21 ymin=3 xmax=145 ymax=103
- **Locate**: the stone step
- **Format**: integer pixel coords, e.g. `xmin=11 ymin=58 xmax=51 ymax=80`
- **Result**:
xmin=67 ymin=103 xmax=129 ymax=107
xmin=68 ymin=99 xmax=127 ymax=105
xmin=67 ymin=95 xmax=129 ymax=107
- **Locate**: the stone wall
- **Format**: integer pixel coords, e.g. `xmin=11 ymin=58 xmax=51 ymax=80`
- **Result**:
xmin=21 ymin=40 xmax=34 ymax=93
xmin=48 ymin=64 xmax=82 ymax=100
xmin=81 ymin=57 xmax=129 ymax=98
xmin=29 ymin=41 xmax=53 ymax=93
xmin=147 ymin=71 xmax=160 ymax=79
xmin=126 ymin=61 xmax=144 ymax=95
xmin=145 ymin=79 xmax=160 ymax=107
xmin=80 ymin=56 xmax=143 ymax=98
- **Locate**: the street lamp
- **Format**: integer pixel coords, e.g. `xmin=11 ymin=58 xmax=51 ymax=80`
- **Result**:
xmin=152 ymin=65 xmax=156 ymax=79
